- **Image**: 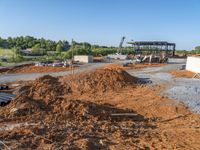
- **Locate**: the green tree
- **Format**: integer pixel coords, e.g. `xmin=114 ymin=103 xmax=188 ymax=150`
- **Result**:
xmin=195 ymin=46 xmax=200 ymax=51
xmin=33 ymin=43 xmax=40 ymax=50
xmin=32 ymin=43 xmax=44 ymax=55
xmin=56 ymin=43 xmax=63 ymax=53
xmin=11 ymin=47 xmax=24 ymax=62
xmin=12 ymin=47 xmax=20 ymax=56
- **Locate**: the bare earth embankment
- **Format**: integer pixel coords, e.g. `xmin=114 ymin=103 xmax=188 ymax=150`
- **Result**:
xmin=0 ymin=64 xmax=75 ymax=74
xmin=0 ymin=66 xmax=200 ymax=149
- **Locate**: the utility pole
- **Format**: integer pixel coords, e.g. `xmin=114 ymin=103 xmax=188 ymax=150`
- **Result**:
xmin=71 ymin=39 xmax=74 ymax=75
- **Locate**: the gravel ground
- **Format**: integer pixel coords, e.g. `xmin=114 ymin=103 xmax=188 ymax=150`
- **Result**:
xmin=127 ymin=62 xmax=200 ymax=114
xmin=164 ymin=78 xmax=200 ymax=113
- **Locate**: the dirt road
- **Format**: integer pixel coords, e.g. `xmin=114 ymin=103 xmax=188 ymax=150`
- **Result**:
xmin=0 ymin=63 xmax=107 ymax=84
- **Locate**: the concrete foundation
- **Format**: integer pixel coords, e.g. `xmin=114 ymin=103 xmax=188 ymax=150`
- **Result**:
xmin=186 ymin=56 xmax=200 ymax=73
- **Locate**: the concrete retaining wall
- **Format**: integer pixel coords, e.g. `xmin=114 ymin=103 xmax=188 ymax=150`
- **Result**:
xmin=186 ymin=56 xmax=200 ymax=73
xmin=74 ymin=55 xmax=93 ymax=63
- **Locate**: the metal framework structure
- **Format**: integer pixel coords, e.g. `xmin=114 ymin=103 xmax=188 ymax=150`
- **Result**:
xmin=127 ymin=41 xmax=176 ymax=56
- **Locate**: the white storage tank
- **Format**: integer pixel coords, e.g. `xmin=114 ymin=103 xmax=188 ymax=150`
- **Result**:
xmin=74 ymin=55 xmax=93 ymax=63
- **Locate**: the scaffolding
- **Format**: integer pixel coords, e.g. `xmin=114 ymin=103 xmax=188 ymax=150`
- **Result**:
xmin=128 ymin=41 xmax=176 ymax=57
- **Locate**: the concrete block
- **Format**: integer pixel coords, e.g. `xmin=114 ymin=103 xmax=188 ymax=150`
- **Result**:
xmin=186 ymin=56 xmax=200 ymax=73
xmin=74 ymin=55 xmax=93 ymax=63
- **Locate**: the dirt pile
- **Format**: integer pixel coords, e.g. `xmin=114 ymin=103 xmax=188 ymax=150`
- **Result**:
xmin=61 ymin=68 xmax=138 ymax=93
xmin=17 ymin=68 xmax=137 ymax=100
xmin=170 ymin=70 xmax=195 ymax=78
xmin=1 ymin=85 xmax=200 ymax=149
xmin=1 ymin=68 xmax=200 ymax=149
xmin=1 ymin=68 xmax=138 ymax=117
xmin=0 ymin=64 xmax=75 ymax=74
xmin=104 ymin=63 xmax=167 ymax=70
xmin=127 ymin=63 xmax=166 ymax=69
xmin=0 ymin=64 xmax=32 ymax=74
xmin=0 ymin=97 xmax=148 ymax=149
xmin=103 ymin=64 xmax=125 ymax=70
xmin=25 ymin=75 xmax=71 ymax=103
xmin=0 ymin=95 xmax=47 ymax=118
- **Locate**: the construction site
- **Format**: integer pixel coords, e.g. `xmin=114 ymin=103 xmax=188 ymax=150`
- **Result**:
xmin=0 ymin=38 xmax=200 ymax=149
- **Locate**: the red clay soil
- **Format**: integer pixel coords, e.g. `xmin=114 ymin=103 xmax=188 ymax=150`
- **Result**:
xmin=60 ymin=68 xmax=138 ymax=94
xmin=0 ymin=68 xmax=200 ymax=149
xmin=104 ymin=63 xmax=167 ymax=70
xmin=170 ymin=70 xmax=196 ymax=78
xmin=0 ymin=65 xmax=74 ymax=74
xmin=127 ymin=63 xmax=166 ymax=69
xmin=104 ymin=64 xmax=126 ymax=70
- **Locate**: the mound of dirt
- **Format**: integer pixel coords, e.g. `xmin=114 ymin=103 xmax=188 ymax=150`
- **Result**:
xmin=127 ymin=63 xmax=166 ymax=69
xmin=1 ymin=75 xmax=200 ymax=149
xmin=170 ymin=70 xmax=195 ymax=78
xmin=2 ymin=68 xmax=138 ymax=117
xmin=51 ymin=99 xmax=140 ymax=121
xmin=5 ymin=68 xmax=200 ymax=149
xmin=103 ymin=64 xmax=126 ymax=70
xmin=26 ymin=75 xmax=71 ymax=103
xmin=0 ymin=64 xmax=75 ymax=74
xmin=0 ymin=95 xmax=47 ymax=118
xmin=0 ymin=96 xmax=147 ymax=149
xmin=0 ymin=64 xmax=33 ymax=74
xmin=104 ymin=63 xmax=167 ymax=70
xmin=61 ymin=68 xmax=138 ymax=94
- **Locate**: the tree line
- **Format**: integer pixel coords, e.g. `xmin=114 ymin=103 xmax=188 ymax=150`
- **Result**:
xmin=176 ymin=46 xmax=200 ymax=55
xmin=0 ymin=36 xmax=70 ymax=52
xmin=0 ymin=36 xmax=135 ymax=59
xmin=1 ymin=36 xmax=200 ymax=56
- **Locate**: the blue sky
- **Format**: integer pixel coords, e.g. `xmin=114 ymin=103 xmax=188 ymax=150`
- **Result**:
xmin=0 ymin=0 xmax=199 ymax=50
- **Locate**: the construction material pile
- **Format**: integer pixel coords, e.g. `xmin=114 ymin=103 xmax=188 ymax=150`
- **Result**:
xmin=0 ymin=97 xmax=149 ymax=149
xmin=170 ymin=70 xmax=195 ymax=78
xmin=127 ymin=63 xmax=166 ymax=69
xmin=1 ymin=68 xmax=137 ymax=116
xmin=16 ymin=68 xmax=137 ymax=100
xmin=26 ymin=75 xmax=71 ymax=103
xmin=1 ymin=67 xmax=200 ymax=149
xmin=61 ymin=68 xmax=138 ymax=94
xmin=0 ymin=68 xmax=144 ymax=149
xmin=0 ymin=64 xmax=74 ymax=74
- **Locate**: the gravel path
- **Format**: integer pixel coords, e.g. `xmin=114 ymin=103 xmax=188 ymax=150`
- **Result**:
xmin=127 ymin=63 xmax=200 ymax=114
xmin=163 ymin=78 xmax=200 ymax=113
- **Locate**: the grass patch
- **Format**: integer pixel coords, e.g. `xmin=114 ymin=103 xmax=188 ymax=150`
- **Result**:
xmin=0 ymin=48 xmax=14 ymax=58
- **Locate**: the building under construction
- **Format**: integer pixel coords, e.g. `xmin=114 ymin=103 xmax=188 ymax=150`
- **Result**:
xmin=128 ymin=41 xmax=176 ymax=57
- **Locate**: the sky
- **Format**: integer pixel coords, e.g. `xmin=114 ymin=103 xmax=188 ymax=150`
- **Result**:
xmin=0 ymin=0 xmax=200 ymax=50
